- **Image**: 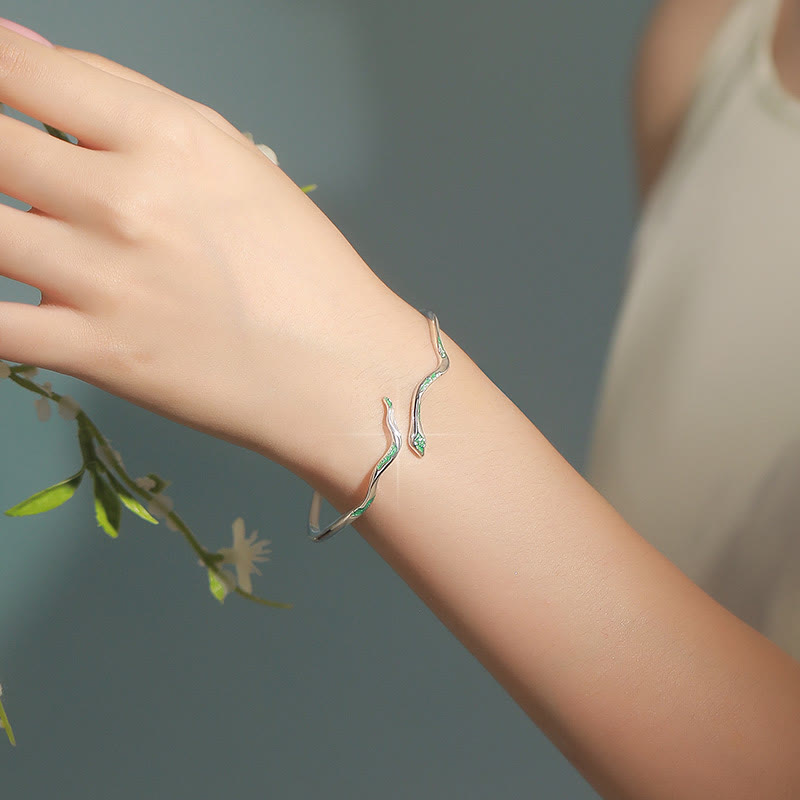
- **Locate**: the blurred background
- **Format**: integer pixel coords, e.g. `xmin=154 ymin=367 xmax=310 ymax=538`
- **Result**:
xmin=0 ymin=0 xmax=650 ymax=796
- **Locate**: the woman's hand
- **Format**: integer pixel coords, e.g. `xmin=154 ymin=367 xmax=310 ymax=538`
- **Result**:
xmin=0 ymin=23 xmax=424 ymax=481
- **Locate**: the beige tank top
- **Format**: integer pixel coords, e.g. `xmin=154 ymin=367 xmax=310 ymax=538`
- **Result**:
xmin=584 ymin=0 xmax=800 ymax=660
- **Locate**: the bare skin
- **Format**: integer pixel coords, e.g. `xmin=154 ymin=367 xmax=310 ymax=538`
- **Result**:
xmin=635 ymin=0 xmax=800 ymax=206
xmin=0 ymin=6 xmax=799 ymax=798
xmin=772 ymin=0 xmax=800 ymax=99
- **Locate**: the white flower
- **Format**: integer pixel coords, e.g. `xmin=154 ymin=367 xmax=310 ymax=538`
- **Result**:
xmin=217 ymin=516 xmax=271 ymax=594
xmin=97 ymin=443 xmax=125 ymax=472
xmin=147 ymin=492 xmax=174 ymax=521
xmin=0 ymin=361 xmax=10 ymax=380
xmin=57 ymin=394 xmax=80 ymax=421
xmin=256 ymin=143 xmax=279 ymax=165
xmin=241 ymin=130 xmax=279 ymax=165
xmin=138 ymin=479 xmax=177 ymax=529
xmin=34 ymin=381 xmax=53 ymax=421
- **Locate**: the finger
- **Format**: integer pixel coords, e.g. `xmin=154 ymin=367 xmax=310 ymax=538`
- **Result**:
xmin=0 ymin=204 xmax=101 ymax=306
xmin=0 ymin=110 xmax=102 ymax=220
xmin=53 ymin=45 xmax=254 ymax=149
xmin=0 ymin=24 xmax=170 ymax=151
xmin=0 ymin=301 xmax=90 ymax=374
xmin=0 ymin=17 xmax=53 ymax=47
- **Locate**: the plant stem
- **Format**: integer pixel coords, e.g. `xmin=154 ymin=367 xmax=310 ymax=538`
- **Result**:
xmin=5 ymin=365 xmax=292 ymax=609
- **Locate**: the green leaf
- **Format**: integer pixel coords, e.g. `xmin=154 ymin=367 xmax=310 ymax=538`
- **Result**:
xmin=208 ymin=569 xmax=228 ymax=604
xmin=4 ymin=468 xmax=84 ymax=517
xmin=101 ymin=469 xmax=158 ymax=525
xmin=299 ymin=183 xmax=318 ymax=193
xmin=0 ymin=695 xmax=16 ymax=747
xmin=90 ymin=469 xmax=122 ymax=538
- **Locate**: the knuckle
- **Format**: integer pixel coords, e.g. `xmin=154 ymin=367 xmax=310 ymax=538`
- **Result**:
xmin=141 ymin=99 xmax=201 ymax=155
xmin=94 ymin=170 xmax=156 ymax=243
xmin=197 ymin=104 xmax=249 ymax=143
xmin=194 ymin=101 xmax=227 ymax=129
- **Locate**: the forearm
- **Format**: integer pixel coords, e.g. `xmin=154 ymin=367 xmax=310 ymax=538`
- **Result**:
xmin=292 ymin=293 xmax=800 ymax=800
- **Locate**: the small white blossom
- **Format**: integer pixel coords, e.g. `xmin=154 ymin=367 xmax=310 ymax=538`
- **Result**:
xmin=256 ymin=143 xmax=279 ymax=164
xmin=34 ymin=381 xmax=53 ymax=421
xmin=147 ymin=492 xmax=174 ymax=521
xmin=217 ymin=516 xmax=271 ymax=595
xmin=98 ymin=443 xmax=125 ymax=472
xmin=57 ymin=394 xmax=80 ymax=421
xmin=0 ymin=361 xmax=10 ymax=380
xmin=137 ymin=477 xmax=176 ymax=529
xmin=241 ymin=130 xmax=279 ymax=165
xmin=219 ymin=570 xmax=237 ymax=596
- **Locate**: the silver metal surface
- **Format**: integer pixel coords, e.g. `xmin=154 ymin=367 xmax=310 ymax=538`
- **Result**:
xmin=307 ymin=396 xmax=402 ymax=542
xmin=307 ymin=309 xmax=447 ymax=542
xmin=409 ymin=309 xmax=450 ymax=457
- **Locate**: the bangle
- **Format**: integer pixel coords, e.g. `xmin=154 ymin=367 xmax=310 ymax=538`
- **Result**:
xmin=307 ymin=396 xmax=401 ymax=542
xmin=306 ymin=308 xmax=449 ymax=542
xmin=409 ymin=309 xmax=449 ymax=457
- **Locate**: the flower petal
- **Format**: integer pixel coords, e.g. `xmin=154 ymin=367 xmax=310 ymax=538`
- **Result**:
xmin=147 ymin=493 xmax=174 ymax=520
xmin=57 ymin=394 xmax=80 ymax=420
xmin=35 ymin=396 xmax=51 ymax=422
xmin=255 ymin=143 xmax=279 ymax=165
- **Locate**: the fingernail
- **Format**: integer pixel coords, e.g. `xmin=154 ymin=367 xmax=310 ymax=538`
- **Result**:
xmin=0 ymin=17 xmax=54 ymax=47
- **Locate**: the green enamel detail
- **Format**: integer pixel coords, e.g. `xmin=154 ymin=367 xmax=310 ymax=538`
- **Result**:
xmin=352 ymin=495 xmax=375 ymax=517
xmin=384 ymin=397 xmax=392 ymax=408
xmin=413 ymin=433 xmax=426 ymax=454
xmin=420 ymin=370 xmax=445 ymax=393
xmin=376 ymin=442 xmax=398 ymax=471
xmin=437 ymin=335 xmax=446 ymax=358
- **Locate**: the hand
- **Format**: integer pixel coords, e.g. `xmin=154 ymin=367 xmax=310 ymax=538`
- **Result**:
xmin=0 ymin=25 xmax=423 ymax=481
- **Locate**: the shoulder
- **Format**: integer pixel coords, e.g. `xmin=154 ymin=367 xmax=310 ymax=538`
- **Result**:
xmin=631 ymin=0 xmax=741 ymax=207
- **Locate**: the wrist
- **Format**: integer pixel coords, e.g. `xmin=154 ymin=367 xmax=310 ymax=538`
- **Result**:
xmin=292 ymin=289 xmax=442 ymax=516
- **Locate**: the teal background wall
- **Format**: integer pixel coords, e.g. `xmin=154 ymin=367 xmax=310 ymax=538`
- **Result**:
xmin=1 ymin=1 xmax=649 ymax=796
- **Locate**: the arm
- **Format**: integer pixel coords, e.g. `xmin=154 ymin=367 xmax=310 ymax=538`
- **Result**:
xmin=2 ymin=24 xmax=797 ymax=798
xmin=292 ymin=297 xmax=800 ymax=800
